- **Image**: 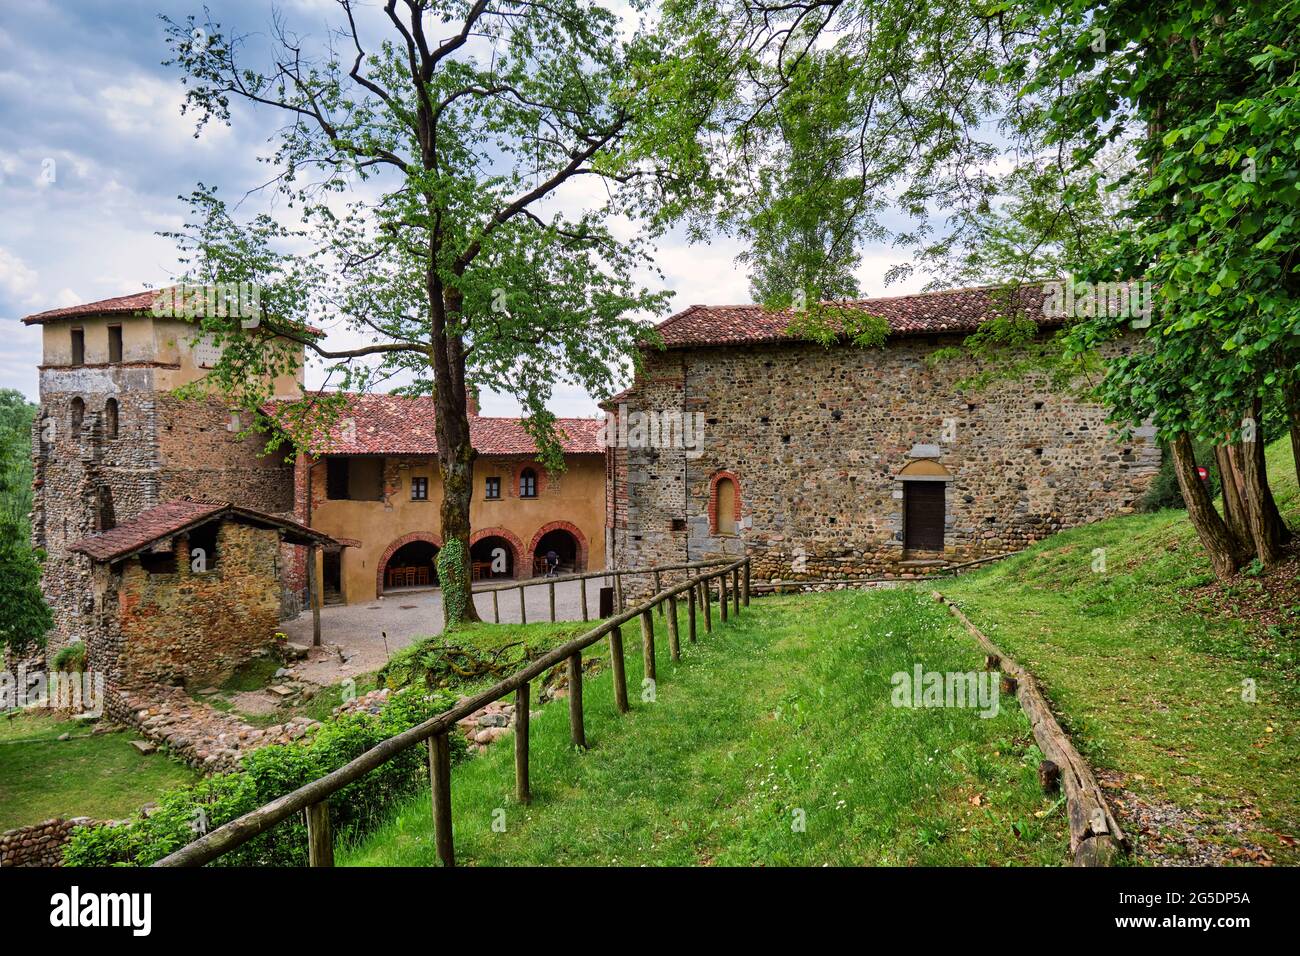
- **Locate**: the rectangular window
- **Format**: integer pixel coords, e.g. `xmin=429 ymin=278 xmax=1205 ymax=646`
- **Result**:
xmin=411 ymin=476 xmax=428 ymax=501
xmin=325 ymin=458 xmax=349 ymax=500
xmin=485 ymin=476 xmax=501 ymax=500
xmin=108 ymin=325 xmax=123 ymax=363
xmin=71 ymin=328 xmax=85 ymax=365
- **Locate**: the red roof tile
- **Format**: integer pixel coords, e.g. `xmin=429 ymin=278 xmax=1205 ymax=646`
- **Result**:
xmin=653 ymin=283 xmax=1057 ymax=348
xmin=69 ymin=498 xmax=336 ymax=563
xmin=21 ymin=286 xmax=323 ymax=335
xmin=270 ymin=393 xmax=604 ymax=457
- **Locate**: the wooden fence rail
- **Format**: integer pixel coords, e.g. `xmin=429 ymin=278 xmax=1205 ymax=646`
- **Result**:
xmin=155 ymin=557 xmax=751 ymax=868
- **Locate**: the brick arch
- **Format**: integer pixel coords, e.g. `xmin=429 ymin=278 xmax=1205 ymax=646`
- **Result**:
xmin=708 ymin=470 xmax=743 ymax=535
xmin=527 ymin=520 xmax=589 ymax=574
xmin=470 ymin=527 xmax=525 ymax=578
xmin=376 ymin=531 xmax=443 ymax=594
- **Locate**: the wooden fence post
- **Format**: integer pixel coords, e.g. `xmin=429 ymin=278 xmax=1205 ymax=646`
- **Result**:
xmin=568 ymin=653 xmax=586 ymax=749
xmin=305 ymin=799 xmax=333 ymax=867
xmin=702 ymin=579 xmax=712 ymax=632
xmin=549 ymin=580 xmax=557 ymax=622
xmin=615 ymin=573 xmax=625 ymax=613
xmin=654 ymin=570 xmax=663 ymax=615
xmin=719 ymin=573 xmax=729 ymax=622
xmin=667 ymin=594 xmax=681 ymax=661
xmin=492 ymin=590 xmax=500 ymax=624
xmin=743 ymin=559 xmax=750 ymax=607
xmin=732 ymin=567 xmax=740 ymax=615
xmin=641 ymin=609 xmax=656 ymax=683
xmin=519 ymin=585 xmax=527 ymax=625
xmin=688 ymin=584 xmax=697 ymax=643
xmin=429 ymin=733 xmax=454 ymax=867
xmin=307 ymin=544 xmax=322 ymax=647
xmin=516 ymin=681 xmax=530 ymax=804
xmin=581 ymin=579 xmax=589 ymax=622
xmin=609 ymin=624 xmax=630 ymax=713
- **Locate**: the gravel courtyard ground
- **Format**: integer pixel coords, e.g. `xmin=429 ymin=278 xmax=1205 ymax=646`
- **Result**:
xmin=277 ymin=577 xmax=613 ymax=685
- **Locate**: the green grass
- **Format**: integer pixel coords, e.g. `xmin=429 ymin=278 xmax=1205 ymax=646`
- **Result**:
xmin=941 ymin=438 xmax=1300 ymax=864
xmin=0 ymin=713 xmax=197 ymax=831
xmin=341 ymin=589 xmax=1066 ymax=866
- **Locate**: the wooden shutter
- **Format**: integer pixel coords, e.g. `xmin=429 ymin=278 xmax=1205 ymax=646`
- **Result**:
xmin=904 ymin=481 xmax=946 ymax=552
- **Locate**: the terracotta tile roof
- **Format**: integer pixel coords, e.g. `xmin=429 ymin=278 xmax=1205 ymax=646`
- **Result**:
xmin=653 ymin=283 xmax=1057 ymax=348
xmin=69 ymin=498 xmax=336 ymax=563
xmin=20 ymin=286 xmax=324 ymax=335
xmin=270 ymin=393 xmax=604 ymax=457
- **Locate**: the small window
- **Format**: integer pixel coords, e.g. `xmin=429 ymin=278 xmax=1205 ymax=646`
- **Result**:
xmin=70 ymin=397 xmax=84 ymax=434
xmin=715 ymin=477 xmax=738 ymax=535
xmin=411 ymin=476 xmax=428 ymax=501
xmin=140 ymin=549 xmax=177 ymax=575
xmin=187 ymin=523 xmax=219 ymax=572
xmin=671 ymin=518 xmax=686 ymax=532
xmin=108 ymin=325 xmax=123 ymax=363
xmin=485 ymin=476 xmax=501 ymax=500
xmin=71 ymin=328 xmax=85 ymax=365
xmin=104 ymin=398 xmax=119 ymax=439
xmin=326 ymin=458 xmax=349 ymax=500
xmin=519 ymin=467 xmax=537 ymax=498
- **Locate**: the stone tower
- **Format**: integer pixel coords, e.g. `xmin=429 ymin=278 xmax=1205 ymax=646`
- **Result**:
xmin=23 ymin=289 xmax=304 ymax=660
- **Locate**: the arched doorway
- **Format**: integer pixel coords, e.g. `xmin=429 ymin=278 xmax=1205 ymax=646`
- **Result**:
xmin=378 ymin=533 xmax=441 ymax=593
xmin=470 ymin=534 xmax=518 ymax=580
xmin=528 ymin=521 xmax=587 ymax=576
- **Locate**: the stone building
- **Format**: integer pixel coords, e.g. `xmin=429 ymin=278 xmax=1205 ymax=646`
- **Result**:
xmin=289 ymin=393 xmax=606 ymax=604
xmin=67 ymin=499 xmax=335 ymax=713
xmin=23 ymin=289 xmax=307 ymax=664
xmin=604 ymin=285 xmax=1160 ymax=585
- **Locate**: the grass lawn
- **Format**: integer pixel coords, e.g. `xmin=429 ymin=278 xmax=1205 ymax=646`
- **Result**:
xmin=341 ymin=588 xmax=1067 ymax=866
xmin=940 ymin=439 xmax=1300 ymax=865
xmin=0 ymin=712 xmax=197 ymax=832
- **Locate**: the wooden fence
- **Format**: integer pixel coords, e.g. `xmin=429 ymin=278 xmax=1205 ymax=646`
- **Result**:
xmin=155 ymin=557 xmax=752 ymax=868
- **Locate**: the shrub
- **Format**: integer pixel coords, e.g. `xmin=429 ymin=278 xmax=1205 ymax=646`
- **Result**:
xmin=64 ymin=687 xmax=466 ymax=867
xmin=52 ymin=641 xmax=86 ymax=673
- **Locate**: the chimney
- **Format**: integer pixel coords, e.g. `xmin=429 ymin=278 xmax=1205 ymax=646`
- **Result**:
xmin=465 ymin=386 xmax=480 ymax=417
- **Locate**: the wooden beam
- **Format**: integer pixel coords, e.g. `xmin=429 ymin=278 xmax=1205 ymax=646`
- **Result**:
xmin=567 ymin=653 xmax=586 ymax=749
xmin=640 ymin=609 xmax=656 ymax=683
xmin=687 ymin=584 xmax=697 ymax=643
xmin=667 ymin=594 xmax=681 ymax=661
xmin=515 ymin=682 xmax=531 ymax=804
xmin=305 ymin=799 xmax=333 ymax=867
xmin=609 ymin=624 xmax=629 ymax=713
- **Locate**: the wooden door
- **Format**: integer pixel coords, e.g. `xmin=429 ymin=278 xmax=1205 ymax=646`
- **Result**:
xmin=904 ymin=481 xmax=946 ymax=552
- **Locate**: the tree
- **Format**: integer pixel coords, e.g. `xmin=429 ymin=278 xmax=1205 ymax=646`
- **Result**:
xmin=0 ymin=516 xmax=52 ymax=655
xmin=0 ymin=388 xmax=37 ymax=527
xmin=162 ymin=1 xmax=683 ymax=624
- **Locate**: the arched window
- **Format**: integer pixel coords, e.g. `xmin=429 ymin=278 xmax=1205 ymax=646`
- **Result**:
xmin=104 ymin=398 xmax=119 ymax=439
xmin=519 ymin=467 xmax=538 ymax=498
xmin=709 ymin=471 xmax=742 ymax=536
xmin=70 ymin=397 xmax=84 ymax=434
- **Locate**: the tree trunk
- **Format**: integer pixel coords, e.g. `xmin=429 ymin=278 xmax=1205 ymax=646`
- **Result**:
xmin=1287 ymin=380 xmax=1300 ymax=493
xmin=1235 ymin=400 xmax=1287 ymax=567
xmin=1213 ymin=444 xmax=1252 ymax=558
xmin=1170 ymin=431 xmax=1242 ymax=580
xmin=431 ymin=282 xmax=481 ymax=626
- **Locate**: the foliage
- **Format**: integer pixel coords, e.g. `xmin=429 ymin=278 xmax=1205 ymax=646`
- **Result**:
xmin=0 ymin=515 xmax=52 ymax=654
xmin=63 ymin=688 xmax=464 ymax=867
xmin=381 ymin=636 xmax=538 ymax=692
xmin=785 ymin=304 xmax=889 ymax=349
xmin=434 ymin=539 xmax=468 ymax=627
xmin=0 ymin=388 xmax=36 ymax=527
xmin=51 ymin=642 xmax=85 ymax=674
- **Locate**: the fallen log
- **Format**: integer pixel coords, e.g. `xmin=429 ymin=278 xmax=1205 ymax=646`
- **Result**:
xmin=932 ymin=591 xmax=1127 ymax=866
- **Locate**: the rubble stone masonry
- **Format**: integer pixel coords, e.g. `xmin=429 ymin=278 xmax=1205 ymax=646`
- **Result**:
xmin=609 ymin=335 xmax=1159 ymax=589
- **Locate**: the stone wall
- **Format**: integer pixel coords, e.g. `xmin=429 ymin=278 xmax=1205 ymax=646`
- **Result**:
xmin=610 ymin=335 xmax=1159 ymax=592
xmin=1 ymin=818 xmax=97 ymax=867
xmin=92 ymin=520 xmax=284 ymax=699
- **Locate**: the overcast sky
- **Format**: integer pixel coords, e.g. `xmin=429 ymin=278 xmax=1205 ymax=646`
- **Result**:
xmin=0 ymin=0 xmax=931 ymax=415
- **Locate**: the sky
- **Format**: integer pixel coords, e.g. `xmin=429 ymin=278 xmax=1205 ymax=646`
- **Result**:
xmin=0 ymin=0 xmax=932 ymax=415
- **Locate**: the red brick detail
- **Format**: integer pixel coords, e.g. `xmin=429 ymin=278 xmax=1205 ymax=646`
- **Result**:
xmin=376 ymin=531 xmax=443 ymax=594
xmin=707 ymin=471 xmax=743 ymax=535
xmin=509 ymin=461 xmax=548 ymax=500
xmin=469 ymin=527 xmax=524 ymax=577
xmin=527 ymin=520 xmax=589 ymax=574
